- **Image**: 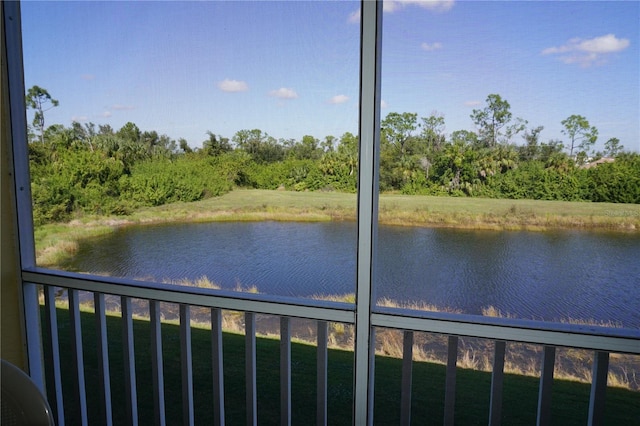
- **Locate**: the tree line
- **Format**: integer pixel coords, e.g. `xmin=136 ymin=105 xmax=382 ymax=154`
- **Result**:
xmin=26 ymin=88 xmax=639 ymax=225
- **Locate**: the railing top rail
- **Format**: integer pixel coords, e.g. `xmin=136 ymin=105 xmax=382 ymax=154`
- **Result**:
xmin=22 ymin=269 xmax=355 ymax=324
xmin=373 ymin=307 xmax=640 ymax=355
xmin=23 ymin=268 xmax=640 ymax=354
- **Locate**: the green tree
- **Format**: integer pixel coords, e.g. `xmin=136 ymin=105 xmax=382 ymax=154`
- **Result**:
xmin=117 ymin=122 xmax=141 ymax=144
xmin=449 ymin=130 xmax=478 ymax=146
xmin=256 ymin=137 xmax=285 ymax=163
xmin=435 ymin=140 xmax=478 ymax=194
xmin=381 ymin=112 xmax=419 ymax=155
xmin=202 ymin=131 xmax=231 ymax=156
xmin=421 ymin=113 xmax=445 ymax=152
xmin=561 ymin=114 xmax=598 ymax=158
xmin=337 ymin=132 xmax=358 ymax=178
xmin=25 ymin=85 xmax=59 ymax=143
xmin=179 ymin=138 xmax=192 ymax=154
xmin=518 ymin=125 xmax=544 ymax=161
xmin=321 ymin=135 xmax=336 ymax=153
xmin=290 ymin=135 xmax=322 ymax=160
xmin=234 ymin=129 xmax=264 ymax=155
xmin=471 ymin=94 xmax=527 ymax=147
xmin=98 ymin=124 xmax=114 ymax=135
xmin=604 ymin=137 xmax=624 ymax=157
xmin=470 ymin=94 xmax=512 ymax=147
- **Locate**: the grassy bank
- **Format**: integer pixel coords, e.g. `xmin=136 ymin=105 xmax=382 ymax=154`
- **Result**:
xmin=47 ymin=306 xmax=640 ymax=425
xmin=35 ymin=189 xmax=640 ymax=267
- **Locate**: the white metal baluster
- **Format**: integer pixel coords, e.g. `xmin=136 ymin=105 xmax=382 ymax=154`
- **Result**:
xmin=44 ymin=286 xmax=65 ymax=426
xmin=443 ymin=335 xmax=458 ymax=426
xmin=69 ymin=289 xmax=88 ymax=425
xmin=150 ymin=300 xmax=166 ymax=426
xmin=489 ymin=340 xmax=506 ymax=426
xmin=211 ymin=308 xmax=225 ymax=426
xmin=317 ymin=321 xmax=328 ymax=426
xmin=280 ymin=317 xmax=291 ymax=426
xmin=587 ymin=351 xmax=609 ymax=426
xmin=245 ymin=312 xmax=257 ymax=426
xmin=354 ymin=1 xmax=383 ymax=424
xmin=23 ymin=284 xmax=46 ymax=394
xmin=94 ymin=292 xmax=113 ymax=426
xmin=536 ymin=345 xmax=555 ymax=426
xmin=121 ymin=296 xmax=138 ymax=426
xmin=180 ymin=304 xmax=194 ymax=426
xmin=400 ymin=330 xmax=413 ymax=426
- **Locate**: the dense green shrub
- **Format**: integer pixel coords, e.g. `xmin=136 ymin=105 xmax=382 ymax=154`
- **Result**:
xmin=122 ymin=157 xmax=232 ymax=206
xmin=482 ymin=162 xmax=588 ymax=201
xmin=30 ymin=147 xmax=126 ymax=224
xmin=586 ymin=154 xmax=640 ymax=203
xmin=27 ymin=118 xmax=639 ymax=226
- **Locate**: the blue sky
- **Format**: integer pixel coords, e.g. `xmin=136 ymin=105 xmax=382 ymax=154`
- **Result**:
xmin=21 ymin=1 xmax=638 ymax=152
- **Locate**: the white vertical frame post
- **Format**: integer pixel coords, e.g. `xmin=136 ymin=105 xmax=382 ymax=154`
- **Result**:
xmin=354 ymin=1 xmax=382 ymax=424
xmin=3 ymin=1 xmax=45 ymax=391
xmin=2 ymin=0 xmax=35 ymax=266
xmin=22 ymin=284 xmax=45 ymax=389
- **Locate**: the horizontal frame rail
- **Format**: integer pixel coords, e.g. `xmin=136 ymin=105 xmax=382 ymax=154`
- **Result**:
xmin=22 ymin=269 xmax=354 ymax=324
xmin=372 ymin=311 xmax=640 ymax=355
xmin=23 ymin=269 xmax=640 ymax=355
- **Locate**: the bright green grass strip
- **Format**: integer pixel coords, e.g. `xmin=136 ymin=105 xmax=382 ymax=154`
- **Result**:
xmin=138 ymin=189 xmax=640 ymax=225
xmin=46 ymin=308 xmax=639 ymax=425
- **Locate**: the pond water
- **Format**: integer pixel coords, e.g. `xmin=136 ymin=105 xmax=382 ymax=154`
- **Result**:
xmin=67 ymin=221 xmax=640 ymax=328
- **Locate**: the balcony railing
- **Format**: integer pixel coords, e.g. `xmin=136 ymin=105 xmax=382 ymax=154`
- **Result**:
xmin=5 ymin=1 xmax=640 ymax=425
xmin=21 ymin=268 xmax=640 ymax=426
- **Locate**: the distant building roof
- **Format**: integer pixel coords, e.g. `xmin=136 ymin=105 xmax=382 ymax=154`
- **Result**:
xmin=580 ymin=157 xmax=615 ymax=169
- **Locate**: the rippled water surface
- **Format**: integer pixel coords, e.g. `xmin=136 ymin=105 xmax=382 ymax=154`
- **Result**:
xmin=68 ymin=222 xmax=640 ymax=328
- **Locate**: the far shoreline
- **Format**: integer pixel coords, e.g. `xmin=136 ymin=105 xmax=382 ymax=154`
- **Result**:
xmin=35 ymin=189 xmax=640 ymax=268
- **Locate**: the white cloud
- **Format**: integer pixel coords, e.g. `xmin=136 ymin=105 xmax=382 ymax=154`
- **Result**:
xmin=350 ymin=0 xmax=453 ymax=20
xmin=71 ymin=115 xmax=89 ymax=122
xmin=112 ymin=104 xmax=135 ymax=111
xmin=421 ymin=42 xmax=443 ymax=51
xmin=385 ymin=0 xmax=455 ymax=13
xmin=464 ymin=100 xmax=481 ymax=107
xmin=102 ymin=111 xmax=112 ymax=118
xmin=81 ymin=74 xmax=95 ymax=81
xmin=542 ymin=34 xmax=630 ymax=67
xmin=383 ymin=2 xmax=400 ymax=12
xmin=218 ymin=79 xmax=249 ymax=92
xmin=329 ymin=94 xmax=349 ymax=104
xmin=348 ymin=9 xmax=360 ymax=24
xmin=579 ymin=34 xmax=630 ymax=53
xmin=269 ymin=87 xmax=298 ymax=99
xmin=381 ymin=100 xmax=388 ymax=109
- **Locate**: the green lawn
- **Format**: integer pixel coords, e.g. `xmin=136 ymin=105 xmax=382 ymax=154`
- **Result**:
xmin=47 ymin=308 xmax=640 ymax=425
xmin=133 ymin=188 xmax=640 ymax=227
